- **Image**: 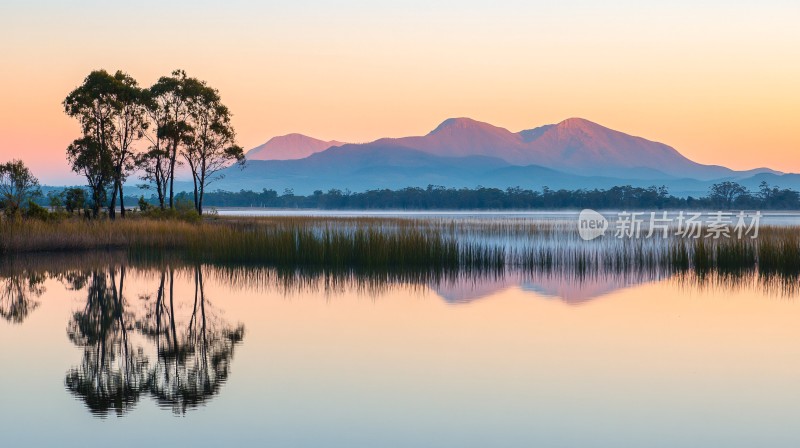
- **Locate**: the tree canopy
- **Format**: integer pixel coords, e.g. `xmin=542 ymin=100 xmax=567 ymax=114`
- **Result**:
xmin=64 ymin=69 xmax=242 ymax=218
xmin=0 ymin=159 xmax=41 ymax=217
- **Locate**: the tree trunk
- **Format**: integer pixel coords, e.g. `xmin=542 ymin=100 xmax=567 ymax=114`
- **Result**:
xmin=119 ymin=181 xmax=126 ymax=218
xmin=109 ymin=182 xmax=118 ymax=220
xmin=168 ymin=143 xmax=177 ymax=209
xmin=198 ymin=179 xmax=205 ymax=216
xmin=192 ymin=172 xmax=199 ymax=214
xmin=159 ymin=175 xmax=165 ymax=210
xmin=92 ymin=187 xmax=102 ymax=218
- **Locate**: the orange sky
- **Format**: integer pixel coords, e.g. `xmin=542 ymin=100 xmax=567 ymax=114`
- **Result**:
xmin=1 ymin=1 xmax=798 ymax=183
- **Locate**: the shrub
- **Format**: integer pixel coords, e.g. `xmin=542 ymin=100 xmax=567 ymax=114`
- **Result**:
xmin=24 ymin=200 xmax=54 ymax=221
xmin=138 ymin=196 xmax=150 ymax=212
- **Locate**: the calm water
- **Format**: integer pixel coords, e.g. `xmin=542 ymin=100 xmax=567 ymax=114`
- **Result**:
xmin=215 ymin=208 xmax=800 ymax=226
xmin=2 ymin=253 xmax=800 ymax=448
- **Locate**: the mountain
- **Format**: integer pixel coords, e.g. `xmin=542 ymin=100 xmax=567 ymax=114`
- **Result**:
xmin=216 ymin=143 xmax=724 ymax=196
xmin=258 ymin=117 xmax=779 ymax=181
xmin=358 ymin=117 xmax=777 ymax=181
xmin=246 ymin=133 xmax=344 ymax=160
xmin=219 ymin=144 xmax=519 ymax=193
xmin=214 ymin=117 xmax=786 ymax=196
xmin=372 ymin=117 xmax=531 ymax=162
xmin=521 ymin=118 xmax=781 ymax=180
xmin=523 ymin=118 xmax=716 ymax=179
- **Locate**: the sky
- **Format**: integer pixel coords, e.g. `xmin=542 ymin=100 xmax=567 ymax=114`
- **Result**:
xmin=0 ymin=0 xmax=798 ymax=184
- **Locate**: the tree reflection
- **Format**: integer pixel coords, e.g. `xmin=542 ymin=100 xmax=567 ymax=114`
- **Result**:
xmin=63 ymin=264 xmax=245 ymax=417
xmin=0 ymin=253 xmax=786 ymax=419
xmin=143 ymin=266 xmax=245 ymax=414
xmin=64 ymin=268 xmax=149 ymax=417
xmin=0 ymin=271 xmax=45 ymax=324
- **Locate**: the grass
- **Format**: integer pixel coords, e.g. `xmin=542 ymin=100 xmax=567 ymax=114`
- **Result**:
xmin=0 ymin=217 xmax=467 ymax=270
xmin=1 ymin=216 xmax=799 ymax=278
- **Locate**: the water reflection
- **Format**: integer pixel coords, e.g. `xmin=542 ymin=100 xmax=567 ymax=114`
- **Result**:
xmin=1 ymin=253 xmax=799 ymax=421
xmin=208 ymin=264 xmax=800 ymax=305
xmin=0 ymin=270 xmax=44 ymax=324
xmin=139 ymin=268 xmax=245 ymax=414
xmin=60 ymin=264 xmax=245 ymax=417
xmin=65 ymin=268 xmax=148 ymax=417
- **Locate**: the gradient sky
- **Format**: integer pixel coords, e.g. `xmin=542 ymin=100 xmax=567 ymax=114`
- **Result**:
xmin=1 ymin=0 xmax=798 ymax=184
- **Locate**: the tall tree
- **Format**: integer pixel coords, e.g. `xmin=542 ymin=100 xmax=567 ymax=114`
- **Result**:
xmin=0 ymin=159 xmax=41 ymax=217
xmin=63 ymin=70 xmax=119 ymax=218
xmin=107 ymin=71 xmax=147 ymax=218
xmin=147 ymin=70 xmax=195 ymax=209
xmin=183 ymin=83 xmax=244 ymax=215
xmin=139 ymin=84 xmax=175 ymax=210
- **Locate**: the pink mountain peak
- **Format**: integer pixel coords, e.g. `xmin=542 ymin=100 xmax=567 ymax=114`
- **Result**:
xmin=246 ymin=133 xmax=344 ymax=161
xmin=428 ymin=117 xmax=513 ymax=136
xmin=550 ymin=117 xmax=657 ymax=144
xmin=558 ymin=117 xmax=602 ymax=128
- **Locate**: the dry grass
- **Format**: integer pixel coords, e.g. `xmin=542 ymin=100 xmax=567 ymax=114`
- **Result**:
xmin=1 ymin=216 xmax=798 ymax=277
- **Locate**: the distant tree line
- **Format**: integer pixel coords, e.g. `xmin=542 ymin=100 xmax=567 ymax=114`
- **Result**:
xmin=6 ymin=164 xmax=800 ymax=216
xmin=135 ymin=181 xmax=799 ymax=210
xmin=62 ymin=69 xmax=244 ymax=219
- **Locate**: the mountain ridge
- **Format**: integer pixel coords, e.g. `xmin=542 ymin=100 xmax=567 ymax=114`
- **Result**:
xmin=222 ymin=117 xmax=788 ymax=196
xmin=247 ymin=117 xmax=780 ymax=180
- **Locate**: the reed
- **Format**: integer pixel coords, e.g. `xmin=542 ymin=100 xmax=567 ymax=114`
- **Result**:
xmin=1 ymin=216 xmax=798 ymax=277
xmin=0 ymin=217 xmax=472 ymax=270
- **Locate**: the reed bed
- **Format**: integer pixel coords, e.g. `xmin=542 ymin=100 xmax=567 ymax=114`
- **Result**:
xmin=1 ymin=216 xmax=799 ymax=278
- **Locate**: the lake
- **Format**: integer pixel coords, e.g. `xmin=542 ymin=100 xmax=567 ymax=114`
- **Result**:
xmin=214 ymin=208 xmax=800 ymax=226
xmin=2 ymin=213 xmax=800 ymax=447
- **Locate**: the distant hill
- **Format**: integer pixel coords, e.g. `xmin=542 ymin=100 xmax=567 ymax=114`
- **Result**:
xmin=246 ymin=133 xmax=344 ymax=160
xmin=214 ymin=117 xmax=788 ymax=196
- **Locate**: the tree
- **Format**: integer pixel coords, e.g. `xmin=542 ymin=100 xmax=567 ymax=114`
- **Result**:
xmin=66 ymin=137 xmax=113 ymax=218
xmin=64 ymin=70 xmax=118 ymax=218
xmin=64 ymin=70 xmax=146 ymax=219
xmin=139 ymin=85 xmax=175 ymax=210
xmin=62 ymin=187 xmax=88 ymax=214
xmin=0 ymin=160 xmax=41 ymax=217
xmin=708 ymin=181 xmax=748 ymax=209
xmin=137 ymin=148 xmax=170 ymax=210
xmin=146 ymin=70 xmax=195 ymax=209
xmin=182 ymin=82 xmax=244 ymax=215
xmin=47 ymin=190 xmax=64 ymax=212
xmin=107 ymin=71 xmax=147 ymax=218
xmin=758 ymin=181 xmax=773 ymax=203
